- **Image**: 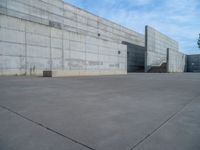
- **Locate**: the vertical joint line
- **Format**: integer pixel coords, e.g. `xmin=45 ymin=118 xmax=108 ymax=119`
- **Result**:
xmin=50 ymin=29 xmax=52 ymax=71
xmin=62 ymin=32 xmax=64 ymax=70
xmin=25 ymin=21 xmax=27 ymax=75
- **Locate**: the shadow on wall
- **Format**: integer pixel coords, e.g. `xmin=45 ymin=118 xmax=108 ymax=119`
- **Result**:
xmin=122 ymin=41 xmax=145 ymax=73
xmin=187 ymin=54 xmax=200 ymax=72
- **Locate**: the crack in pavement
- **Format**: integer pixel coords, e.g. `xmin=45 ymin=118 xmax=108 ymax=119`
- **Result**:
xmin=130 ymin=95 xmax=200 ymax=150
xmin=0 ymin=105 xmax=96 ymax=150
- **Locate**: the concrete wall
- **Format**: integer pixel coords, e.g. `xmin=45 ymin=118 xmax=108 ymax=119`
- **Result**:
xmin=0 ymin=15 xmax=127 ymax=76
xmin=0 ymin=0 xmax=145 ymax=76
xmin=63 ymin=3 xmax=145 ymax=47
xmin=187 ymin=54 xmax=200 ymax=72
xmin=145 ymin=26 xmax=179 ymax=72
xmin=122 ymin=41 xmax=145 ymax=72
xmin=167 ymin=49 xmax=186 ymax=73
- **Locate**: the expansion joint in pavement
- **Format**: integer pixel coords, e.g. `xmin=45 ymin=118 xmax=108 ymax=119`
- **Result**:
xmin=129 ymin=95 xmax=200 ymax=150
xmin=0 ymin=105 xmax=96 ymax=150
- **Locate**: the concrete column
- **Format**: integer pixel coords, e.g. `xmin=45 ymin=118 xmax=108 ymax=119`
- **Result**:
xmin=144 ymin=26 xmax=148 ymax=73
xmin=62 ymin=32 xmax=64 ymax=70
xmin=50 ymin=29 xmax=52 ymax=71
xmin=167 ymin=48 xmax=169 ymax=73
xmin=25 ymin=22 xmax=28 ymax=75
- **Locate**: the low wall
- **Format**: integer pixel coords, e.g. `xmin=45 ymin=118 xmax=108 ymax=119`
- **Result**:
xmin=167 ymin=49 xmax=186 ymax=73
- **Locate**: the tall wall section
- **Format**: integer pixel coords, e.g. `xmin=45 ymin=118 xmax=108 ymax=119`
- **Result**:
xmin=145 ymin=26 xmax=179 ymax=72
xmin=0 ymin=0 xmax=145 ymax=76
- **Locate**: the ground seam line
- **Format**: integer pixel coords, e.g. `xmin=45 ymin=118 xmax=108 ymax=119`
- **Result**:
xmin=0 ymin=105 xmax=96 ymax=150
xmin=130 ymin=95 xmax=200 ymax=150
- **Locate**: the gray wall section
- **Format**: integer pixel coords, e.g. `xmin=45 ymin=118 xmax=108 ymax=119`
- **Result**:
xmin=122 ymin=41 xmax=145 ymax=72
xmin=145 ymin=26 xmax=179 ymax=72
xmin=187 ymin=54 xmax=200 ymax=72
xmin=167 ymin=49 xmax=186 ymax=73
xmin=0 ymin=0 xmax=145 ymax=76
xmin=0 ymin=15 xmax=127 ymax=76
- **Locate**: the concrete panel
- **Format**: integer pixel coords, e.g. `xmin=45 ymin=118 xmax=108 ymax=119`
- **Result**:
xmin=7 ymin=0 xmax=30 ymax=15
xmin=26 ymin=21 xmax=50 ymax=36
xmin=27 ymin=45 xmax=50 ymax=58
xmin=70 ymin=51 xmax=86 ymax=70
xmin=63 ymin=39 xmax=70 ymax=50
xmin=29 ymin=5 xmax=48 ymax=20
xmin=52 ymin=59 xmax=62 ymax=70
xmin=49 ymin=14 xmax=63 ymax=24
xmin=0 ymin=27 xmax=25 ymax=44
xmin=27 ymin=57 xmax=50 ymax=71
xmin=26 ymin=33 xmax=50 ymax=47
xmin=145 ymin=26 xmax=179 ymax=72
xmin=64 ymin=10 xmax=76 ymax=21
xmin=70 ymin=41 xmax=85 ymax=52
xmin=85 ymin=44 xmax=98 ymax=54
xmin=64 ymin=18 xmax=76 ymax=28
xmin=0 ymin=55 xmax=25 ymax=71
xmin=0 ymin=15 xmax=25 ymax=31
xmin=51 ymin=28 xmax=62 ymax=38
xmin=0 ymin=41 xmax=25 ymax=56
xmin=167 ymin=49 xmax=186 ymax=73
xmin=48 ymin=0 xmax=64 ymax=9
xmin=47 ymin=5 xmax=63 ymax=16
xmin=19 ymin=0 xmax=48 ymax=11
xmin=51 ymin=48 xmax=62 ymax=59
xmin=51 ymin=38 xmax=62 ymax=49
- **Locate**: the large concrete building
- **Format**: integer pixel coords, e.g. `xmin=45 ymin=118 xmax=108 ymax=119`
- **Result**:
xmin=0 ymin=0 xmax=199 ymax=76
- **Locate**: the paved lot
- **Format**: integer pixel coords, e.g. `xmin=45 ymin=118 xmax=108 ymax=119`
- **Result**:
xmin=0 ymin=73 xmax=200 ymax=150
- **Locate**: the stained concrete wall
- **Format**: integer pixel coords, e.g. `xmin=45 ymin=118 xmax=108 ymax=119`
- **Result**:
xmin=145 ymin=26 xmax=179 ymax=72
xmin=187 ymin=54 xmax=200 ymax=72
xmin=167 ymin=49 xmax=186 ymax=73
xmin=122 ymin=41 xmax=145 ymax=72
xmin=0 ymin=0 xmax=145 ymax=76
xmin=0 ymin=15 xmax=127 ymax=76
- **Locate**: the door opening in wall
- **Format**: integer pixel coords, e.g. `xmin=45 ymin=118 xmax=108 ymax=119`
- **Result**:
xmin=122 ymin=41 xmax=145 ymax=73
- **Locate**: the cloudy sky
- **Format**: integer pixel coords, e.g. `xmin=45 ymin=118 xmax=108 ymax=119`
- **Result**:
xmin=64 ymin=0 xmax=200 ymax=54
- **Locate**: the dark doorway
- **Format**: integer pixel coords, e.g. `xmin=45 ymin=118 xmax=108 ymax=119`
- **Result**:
xmin=122 ymin=41 xmax=145 ymax=73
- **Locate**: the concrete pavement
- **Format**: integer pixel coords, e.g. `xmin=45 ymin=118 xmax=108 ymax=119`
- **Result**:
xmin=0 ymin=73 xmax=200 ymax=150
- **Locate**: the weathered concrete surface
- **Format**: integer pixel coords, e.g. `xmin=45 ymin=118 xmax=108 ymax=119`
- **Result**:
xmin=0 ymin=0 xmax=145 ymax=76
xmin=0 ymin=74 xmax=200 ymax=150
xmin=167 ymin=49 xmax=186 ymax=73
xmin=0 ymin=107 xmax=89 ymax=150
xmin=0 ymin=14 xmax=127 ymax=76
xmin=145 ymin=26 xmax=186 ymax=72
xmin=135 ymin=95 xmax=200 ymax=150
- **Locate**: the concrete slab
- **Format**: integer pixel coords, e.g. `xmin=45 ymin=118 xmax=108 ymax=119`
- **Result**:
xmin=0 ymin=107 xmax=90 ymax=150
xmin=134 ymin=96 xmax=200 ymax=150
xmin=0 ymin=73 xmax=200 ymax=150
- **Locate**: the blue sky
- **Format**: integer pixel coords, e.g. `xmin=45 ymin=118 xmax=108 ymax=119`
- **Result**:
xmin=64 ymin=0 xmax=200 ymax=54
